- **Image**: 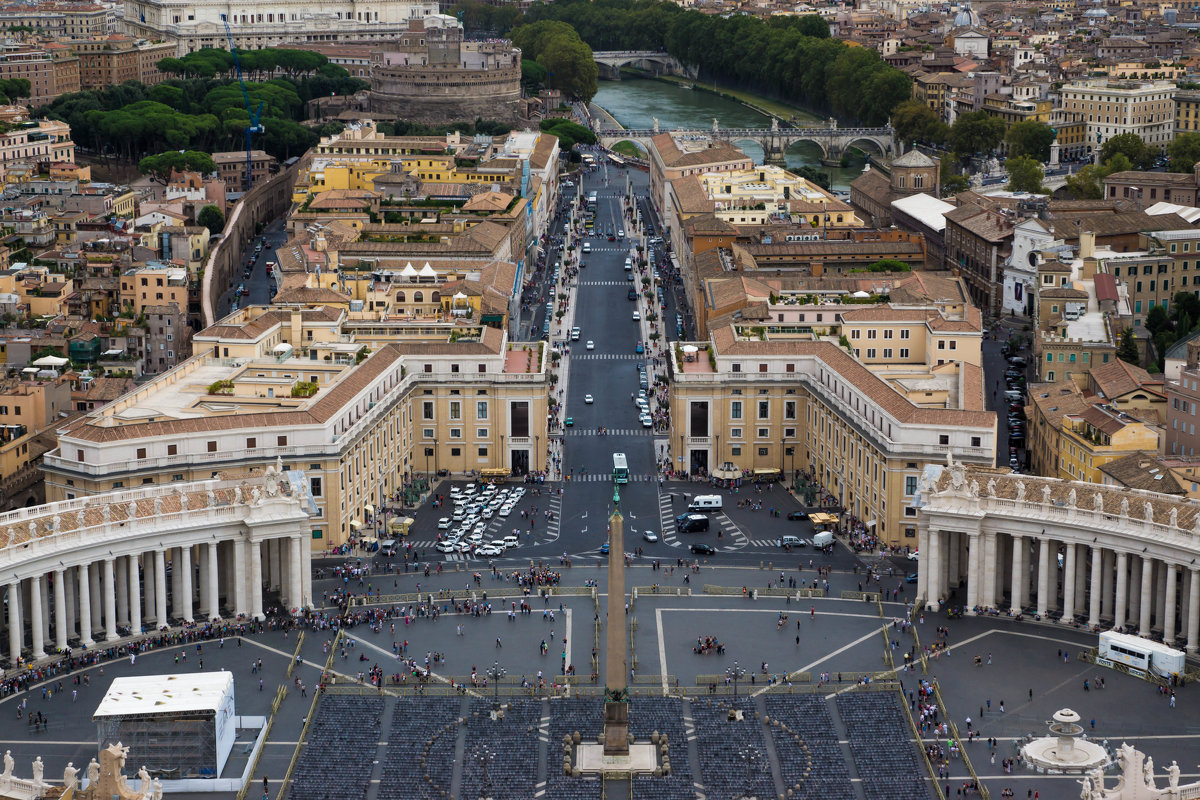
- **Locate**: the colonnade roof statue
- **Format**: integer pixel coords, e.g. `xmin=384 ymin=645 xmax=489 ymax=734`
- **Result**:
xmin=1081 ymin=742 xmax=1190 ymax=800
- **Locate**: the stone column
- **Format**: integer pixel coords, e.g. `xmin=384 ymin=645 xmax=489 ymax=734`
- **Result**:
xmin=1101 ymin=549 xmax=1114 ymax=621
xmin=65 ymin=569 xmax=76 ymax=643
xmin=115 ymin=556 xmax=128 ymax=626
xmin=249 ymin=540 xmax=264 ymax=621
xmin=948 ymin=531 xmax=961 ymax=591
xmin=1164 ymin=563 xmax=1178 ymax=646
xmin=966 ymin=532 xmax=981 ymax=614
xmin=1010 ymin=534 xmax=1026 ymax=613
xmin=30 ymin=576 xmax=45 ymax=660
xmin=1155 ymin=562 xmax=1168 ymax=634
xmin=1188 ymin=568 xmax=1200 ymax=655
xmin=206 ymin=542 xmax=220 ymax=620
xmin=142 ymin=554 xmax=155 ymax=624
xmin=39 ymin=576 xmax=49 ymax=643
xmin=1114 ymin=552 xmax=1129 ymax=631
xmin=89 ymin=563 xmax=101 ymax=633
xmin=1139 ymin=557 xmax=1153 ymax=638
xmin=1130 ymin=556 xmax=1142 ymax=624
xmin=1062 ymin=543 xmax=1077 ymax=624
xmin=289 ymin=537 xmax=303 ymax=612
xmin=916 ymin=526 xmax=930 ymax=604
xmin=179 ymin=546 xmax=194 ymax=623
xmin=171 ymin=548 xmax=182 ymax=618
xmin=982 ymin=531 xmax=998 ymax=610
xmin=77 ymin=565 xmax=93 ymax=647
xmin=301 ymin=536 xmax=313 ymax=609
xmin=269 ymin=539 xmax=282 ymax=594
xmin=155 ymin=550 xmax=167 ymax=627
xmin=926 ymin=527 xmax=943 ymax=611
xmin=128 ymin=554 xmax=141 ymax=636
xmin=1036 ymin=538 xmax=1051 ymax=618
xmin=233 ymin=540 xmax=248 ymax=618
xmin=1088 ymin=547 xmax=1103 ymax=628
xmin=7 ymin=583 xmax=20 ymax=666
xmin=53 ymin=569 xmax=67 ymax=654
xmin=103 ymin=559 xmax=117 ymax=642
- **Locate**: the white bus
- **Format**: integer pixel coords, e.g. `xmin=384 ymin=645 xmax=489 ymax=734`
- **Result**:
xmin=612 ymin=452 xmax=629 ymax=484
xmin=1098 ymin=630 xmax=1185 ymax=678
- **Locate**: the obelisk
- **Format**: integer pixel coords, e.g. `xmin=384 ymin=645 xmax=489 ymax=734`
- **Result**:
xmin=603 ymin=483 xmax=629 ymax=756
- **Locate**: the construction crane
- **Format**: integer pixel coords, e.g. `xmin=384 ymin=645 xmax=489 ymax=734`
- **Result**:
xmin=220 ymin=13 xmax=265 ymax=193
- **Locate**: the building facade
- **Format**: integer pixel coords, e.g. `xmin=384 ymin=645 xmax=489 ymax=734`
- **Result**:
xmin=1059 ymin=78 xmax=1177 ymax=154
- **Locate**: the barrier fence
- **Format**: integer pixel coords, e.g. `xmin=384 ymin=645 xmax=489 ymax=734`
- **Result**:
xmin=931 ymin=679 xmax=990 ymax=800
xmin=277 ymin=629 xmax=341 ymax=800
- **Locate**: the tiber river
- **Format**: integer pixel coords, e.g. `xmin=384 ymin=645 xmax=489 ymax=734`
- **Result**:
xmin=592 ymin=77 xmax=867 ymax=190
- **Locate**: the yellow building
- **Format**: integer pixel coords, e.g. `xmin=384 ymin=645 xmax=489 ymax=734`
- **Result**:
xmin=1057 ymin=405 xmax=1160 ymax=482
xmin=696 ymin=164 xmax=862 ymax=228
xmin=43 ymin=305 xmax=550 ymax=547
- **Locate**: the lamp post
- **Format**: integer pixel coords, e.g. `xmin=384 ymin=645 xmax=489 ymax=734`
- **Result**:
xmin=500 ymin=433 xmax=506 ymax=476
xmin=737 ymin=746 xmax=764 ymax=800
xmin=433 ymin=438 xmax=439 ymax=478
xmin=727 ymin=660 xmax=746 ymax=696
xmin=488 ymin=660 xmax=506 ymax=711
xmin=534 ymin=433 xmax=539 ymax=475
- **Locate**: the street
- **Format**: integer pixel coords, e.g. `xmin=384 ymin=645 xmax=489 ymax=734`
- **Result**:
xmin=214 ymin=218 xmax=287 ymax=318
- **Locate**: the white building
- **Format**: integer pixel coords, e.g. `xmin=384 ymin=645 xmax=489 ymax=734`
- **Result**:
xmin=123 ymin=0 xmax=440 ymax=55
xmin=1060 ymin=78 xmax=1178 ymax=153
xmin=1004 ymin=218 xmax=1067 ymax=318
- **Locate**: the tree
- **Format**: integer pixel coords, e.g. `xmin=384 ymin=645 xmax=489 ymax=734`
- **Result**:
xmin=948 ymin=111 xmax=1006 ymax=156
xmin=1117 ymin=327 xmax=1141 ymax=365
xmin=197 ymin=204 xmax=225 ymax=234
xmin=1005 ymin=120 xmax=1056 ymax=163
xmin=1173 ymin=291 xmax=1200 ymax=330
xmin=138 ymin=150 xmax=216 ymax=182
xmin=1168 ymin=131 xmax=1200 ymax=173
xmin=1100 ymin=132 xmax=1154 ymax=170
xmin=1005 ymin=155 xmax=1045 ymax=194
xmin=1146 ymin=303 xmax=1171 ymax=334
xmin=1062 ymin=153 xmax=1131 ymax=200
xmin=795 ymin=14 xmax=829 ymax=38
xmin=867 ymin=259 xmax=910 ymax=272
xmin=890 ymin=99 xmax=948 ymax=146
xmin=539 ymin=118 xmax=596 ymax=150
xmin=521 ymin=59 xmax=548 ymax=94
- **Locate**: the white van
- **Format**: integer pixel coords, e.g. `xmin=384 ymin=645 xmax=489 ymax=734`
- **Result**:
xmin=688 ymin=495 xmax=723 ymax=512
xmin=1003 ymin=389 xmax=1023 ymax=402
xmin=811 ymin=531 xmax=835 ymax=549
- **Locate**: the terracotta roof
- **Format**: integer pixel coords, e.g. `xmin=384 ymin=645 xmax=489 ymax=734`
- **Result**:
xmin=1088 ymin=358 xmax=1163 ymax=400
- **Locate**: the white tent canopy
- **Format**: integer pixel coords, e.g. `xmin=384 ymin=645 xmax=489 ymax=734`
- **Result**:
xmin=32 ymin=355 xmax=69 ymax=367
xmin=418 ymin=263 xmax=437 ymax=277
xmin=400 ymin=263 xmax=418 ymax=277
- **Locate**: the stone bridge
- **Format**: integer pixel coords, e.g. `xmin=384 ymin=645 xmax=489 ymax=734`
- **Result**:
xmin=592 ymin=50 xmax=697 ymax=80
xmin=596 ymin=118 xmax=894 ymax=165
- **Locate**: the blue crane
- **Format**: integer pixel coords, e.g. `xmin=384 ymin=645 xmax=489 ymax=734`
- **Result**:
xmin=219 ymin=13 xmax=265 ymax=192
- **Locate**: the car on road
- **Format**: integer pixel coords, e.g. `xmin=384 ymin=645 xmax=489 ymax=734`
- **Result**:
xmin=586 ymin=340 xmax=595 ymax=350
xmin=626 ymin=273 xmax=635 ymax=282
xmin=437 ymin=517 xmax=453 ymax=529
xmin=583 ymin=242 xmax=591 ymax=253
xmin=571 ymin=327 xmax=581 ymax=341
xmin=585 ymin=394 xmax=594 ymax=404
xmin=778 ymin=535 xmax=806 ymax=549
xmin=635 ymin=341 xmax=645 ymax=354
xmin=502 ymin=535 xmax=519 ymax=549
xmin=564 ymin=417 xmax=574 ymax=427
xmin=436 ymin=541 xmax=458 ymax=553
xmin=786 ymin=511 xmax=807 ymax=520
xmin=478 ymin=544 xmax=503 ymax=556
xmin=906 ymin=573 xmax=919 ymax=584
xmin=642 ymin=530 xmax=659 ymax=542
xmin=907 ymin=550 xmax=919 ymax=561
xmin=632 ymin=311 xmax=640 ymax=321
xmin=639 ymin=413 xmax=652 ymax=427
xmin=600 ymin=543 xmax=610 ymax=554
xmin=689 ymin=543 xmax=715 ymax=555
xmin=628 ymin=289 xmax=637 ymax=300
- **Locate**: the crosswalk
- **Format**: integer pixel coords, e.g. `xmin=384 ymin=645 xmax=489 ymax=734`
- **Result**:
xmin=657 ymin=489 xmax=678 ymax=545
xmin=713 ymin=511 xmax=749 ymax=548
xmin=571 ymin=353 xmax=646 ymax=360
xmin=563 ymin=472 xmax=661 ymax=482
xmin=562 ymin=428 xmax=655 ymax=437
xmin=578 ymin=280 xmax=637 ymax=286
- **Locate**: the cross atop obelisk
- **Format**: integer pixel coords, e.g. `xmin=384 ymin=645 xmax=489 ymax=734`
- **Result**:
xmin=603 ymin=482 xmax=629 ymax=756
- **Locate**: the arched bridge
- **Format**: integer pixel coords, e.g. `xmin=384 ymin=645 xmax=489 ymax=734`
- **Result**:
xmin=596 ymin=121 xmax=894 ymax=165
xmin=591 ymin=50 xmax=697 ymax=79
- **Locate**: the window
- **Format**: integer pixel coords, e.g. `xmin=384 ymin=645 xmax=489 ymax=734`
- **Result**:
xmin=422 ymin=401 xmax=434 ymax=420
xmin=476 ymin=401 xmax=488 ymax=420
xmin=478 ymin=428 xmax=488 ymax=438
xmin=449 ymin=428 xmax=462 ymax=439
xmin=971 ymin=436 xmax=981 ymax=447
xmin=731 ymin=446 xmax=741 ymax=456
xmin=247 ymin=437 xmax=257 ymax=449
xmin=167 ymin=444 xmax=177 ymax=456
xmin=731 ymin=401 xmax=743 ymax=420
xmin=730 ymin=427 xmax=743 ymax=439
xmin=450 ymin=447 xmax=461 ymax=457
xmin=758 ymin=447 xmax=769 ymax=456
xmin=759 ymin=363 xmax=768 ymax=373
xmin=207 ymin=441 xmax=217 ymax=453
xmin=900 ymin=348 xmax=909 ymax=358
xmin=422 ymin=428 xmax=434 ymax=439
xmin=758 ymin=428 xmax=769 ymax=438
xmin=310 ymin=477 xmax=322 ymax=497
xmin=866 ymin=349 xmax=876 ymax=359
xmin=449 ymin=401 xmax=461 ymax=421
xmin=785 ymin=401 xmax=796 ymax=420
xmin=136 ymin=448 xmax=146 ymax=459
xmin=478 ymin=447 xmax=488 ymax=457
xmin=510 ymin=401 xmax=530 ymax=437
xmin=758 ymin=401 xmax=769 ymax=419
xmin=424 ymin=364 xmax=432 ymax=373
xmin=905 ymin=476 xmax=918 ymax=495
xmin=689 ymin=401 xmax=709 ymax=437
xmin=277 ymin=436 xmax=287 ymax=446
xmin=731 ymin=363 xmax=742 ymax=373
xmin=938 ymin=435 xmax=949 ymax=445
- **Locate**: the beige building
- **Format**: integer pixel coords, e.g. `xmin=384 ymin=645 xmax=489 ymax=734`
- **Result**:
xmin=1059 ymin=78 xmax=1177 ymax=154
xmin=648 ymin=132 xmax=754 ymax=256
xmin=42 ymin=305 xmax=549 ymax=548
xmin=669 ymin=301 xmax=994 ymax=546
xmin=0 ymin=118 xmax=74 ymax=167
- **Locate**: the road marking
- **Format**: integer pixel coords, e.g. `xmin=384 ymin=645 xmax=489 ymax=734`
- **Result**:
xmin=655 ymin=608 xmax=669 ymax=695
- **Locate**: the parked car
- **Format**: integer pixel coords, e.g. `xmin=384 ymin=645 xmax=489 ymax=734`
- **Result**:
xmin=690 ymin=543 xmax=715 ymax=555
xmin=786 ymin=510 xmax=808 ymax=520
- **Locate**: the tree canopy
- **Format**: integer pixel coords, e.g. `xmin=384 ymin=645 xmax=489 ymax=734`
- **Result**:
xmin=1005 ymin=120 xmax=1056 ymax=163
xmin=948 ymin=111 xmax=1005 ymax=156
xmin=890 ymin=99 xmax=948 ymax=146
xmin=1168 ymin=131 xmax=1200 ymax=173
xmin=1100 ymin=132 xmax=1154 ymax=170
xmin=539 ymin=117 xmax=597 ymax=150
xmin=1005 ymin=155 xmax=1045 ymax=194
xmin=197 ymin=204 xmax=225 ymax=234
xmin=139 ymin=150 xmax=217 ymax=181
xmin=510 ymin=20 xmax=598 ymax=101
xmin=1063 ymin=153 xmax=1132 ymax=200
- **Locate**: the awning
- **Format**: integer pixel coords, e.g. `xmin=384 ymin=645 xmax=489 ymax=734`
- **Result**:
xmin=32 ymin=355 xmax=68 ymax=367
xmin=400 ymin=263 xmax=417 ymax=277
xmin=419 ymin=263 xmax=437 ymax=277
xmin=364 ymin=504 xmax=375 ymax=515
xmin=349 ymin=519 xmax=362 ymax=529
xmin=865 ymin=519 xmax=877 ymax=528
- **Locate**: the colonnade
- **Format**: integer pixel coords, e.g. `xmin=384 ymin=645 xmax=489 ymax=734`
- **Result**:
xmin=920 ymin=527 xmax=1200 ymax=653
xmin=1 ymin=535 xmax=311 ymax=667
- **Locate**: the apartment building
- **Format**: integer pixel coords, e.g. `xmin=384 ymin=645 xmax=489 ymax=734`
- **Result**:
xmin=1059 ymin=78 xmax=1177 ymax=153
xmin=648 ymin=132 xmax=754 ymax=253
xmin=1057 ymin=405 xmax=1160 ymax=483
xmin=42 ymin=305 xmax=549 ymax=547
xmin=1167 ymin=339 xmax=1200 ymax=458
xmin=74 ymin=35 xmax=174 ymax=89
xmin=0 ymin=2 xmax=108 ymax=38
xmin=0 ymin=45 xmax=80 ymax=106
xmin=668 ymin=303 xmax=994 ymax=546
xmin=1175 ymin=91 xmax=1200 ymax=134
xmin=0 ymin=118 xmax=74 ymax=167
xmin=212 ymin=150 xmax=275 ymax=192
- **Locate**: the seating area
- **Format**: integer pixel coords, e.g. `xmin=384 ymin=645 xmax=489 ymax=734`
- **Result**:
xmin=765 ymin=695 xmax=855 ymax=800
xmin=547 ymin=698 xmax=602 ymax=800
xmin=289 ymin=695 xmax=385 ymax=800
xmin=690 ymin=697 xmax=775 ymax=800
xmin=630 ymin=697 xmax=695 ymax=800
xmin=458 ymin=698 xmax=542 ymax=800
xmin=379 ymin=698 xmax=462 ymax=800
xmin=837 ymin=693 xmax=931 ymax=800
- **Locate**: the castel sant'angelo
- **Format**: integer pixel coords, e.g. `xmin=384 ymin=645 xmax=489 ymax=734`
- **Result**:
xmin=369 ymin=14 xmax=524 ymax=123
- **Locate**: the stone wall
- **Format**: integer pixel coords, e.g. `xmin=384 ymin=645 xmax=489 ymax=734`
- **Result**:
xmin=368 ymin=63 xmax=524 ymax=123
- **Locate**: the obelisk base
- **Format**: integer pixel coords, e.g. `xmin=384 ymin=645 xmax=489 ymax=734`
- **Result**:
xmin=603 ymin=701 xmax=629 ymax=756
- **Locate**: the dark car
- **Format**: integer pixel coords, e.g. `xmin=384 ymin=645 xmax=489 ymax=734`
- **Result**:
xmin=787 ymin=510 xmax=808 ymax=520
xmin=906 ymin=573 xmax=919 ymax=584
xmin=690 ymin=543 xmax=715 ymax=555
xmin=628 ymin=289 xmax=638 ymax=300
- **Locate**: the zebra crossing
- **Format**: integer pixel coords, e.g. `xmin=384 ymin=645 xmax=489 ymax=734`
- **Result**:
xmin=562 ymin=428 xmax=655 ymax=437
xmin=578 ymin=280 xmax=637 ymax=286
xmin=571 ymin=353 xmax=646 ymax=361
xmin=658 ymin=489 xmax=678 ymax=546
xmin=713 ymin=512 xmax=749 ymax=548
xmin=564 ymin=471 xmax=660 ymax=482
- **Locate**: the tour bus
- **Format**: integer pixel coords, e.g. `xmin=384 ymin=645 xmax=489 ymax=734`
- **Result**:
xmin=1098 ymin=630 xmax=1185 ymax=678
xmin=612 ymin=453 xmax=629 ymax=484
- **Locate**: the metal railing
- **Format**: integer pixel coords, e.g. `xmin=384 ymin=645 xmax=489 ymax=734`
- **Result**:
xmin=277 ymin=630 xmax=341 ymax=800
xmin=931 ymin=680 xmax=990 ymax=800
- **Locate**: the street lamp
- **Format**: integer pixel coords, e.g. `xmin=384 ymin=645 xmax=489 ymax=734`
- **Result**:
xmin=727 ymin=660 xmax=746 ymax=696
xmin=534 ymin=433 xmax=539 ymax=475
xmin=737 ymin=746 xmax=764 ymax=800
xmin=433 ymin=438 xmax=439 ymax=478
xmin=488 ymin=660 xmax=507 ymax=711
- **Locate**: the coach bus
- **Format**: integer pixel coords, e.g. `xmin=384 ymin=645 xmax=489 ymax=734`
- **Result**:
xmin=612 ymin=452 xmax=629 ymax=484
xmin=1098 ymin=630 xmax=1184 ymax=678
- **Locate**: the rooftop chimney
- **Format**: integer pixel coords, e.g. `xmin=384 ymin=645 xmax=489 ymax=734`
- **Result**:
xmin=1079 ymin=230 xmax=1095 ymax=260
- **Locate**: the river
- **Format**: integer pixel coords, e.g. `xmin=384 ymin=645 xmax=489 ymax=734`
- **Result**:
xmin=592 ymin=77 xmax=866 ymax=190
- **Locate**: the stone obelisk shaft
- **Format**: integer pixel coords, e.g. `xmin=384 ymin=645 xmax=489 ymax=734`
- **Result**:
xmin=603 ymin=502 xmax=629 ymax=755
